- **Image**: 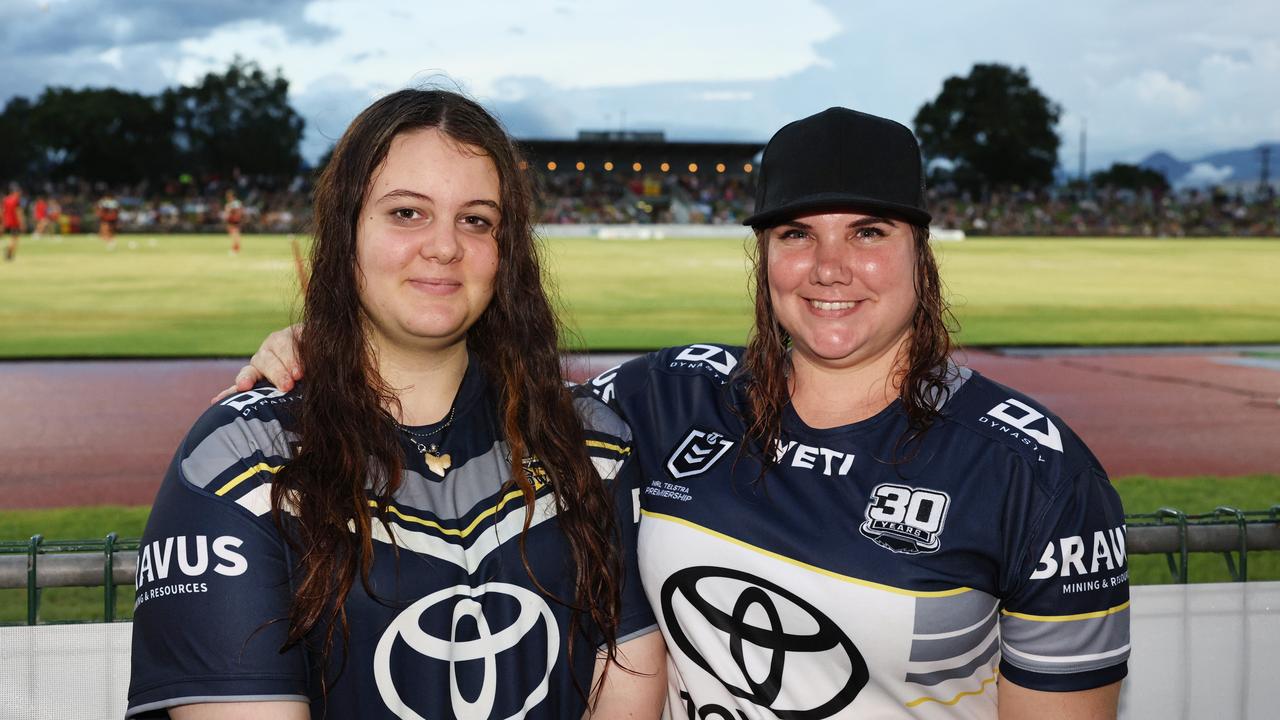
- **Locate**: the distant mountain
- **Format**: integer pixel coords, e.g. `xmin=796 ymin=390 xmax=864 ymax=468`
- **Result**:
xmin=1139 ymin=143 xmax=1279 ymax=189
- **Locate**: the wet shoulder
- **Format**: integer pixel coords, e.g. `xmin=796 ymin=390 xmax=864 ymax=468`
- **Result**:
xmin=942 ymin=369 xmax=1099 ymax=479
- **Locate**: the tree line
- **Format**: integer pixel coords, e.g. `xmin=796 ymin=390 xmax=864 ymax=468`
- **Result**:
xmin=1 ymin=59 xmax=1165 ymax=196
xmin=914 ymin=63 xmax=1168 ymax=195
xmin=0 ymin=58 xmax=304 ymax=185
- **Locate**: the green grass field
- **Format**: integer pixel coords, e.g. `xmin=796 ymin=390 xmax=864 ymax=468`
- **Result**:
xmin=1 ymin=475 xmax=1276 ymax=623
xmin=1 ymin=233 xmax=1277 ymax=356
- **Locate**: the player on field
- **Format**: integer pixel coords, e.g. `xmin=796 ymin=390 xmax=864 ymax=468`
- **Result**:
xmin=223 ymin=189 xmax=244 ymax=254
xmin=230 ymin=108 xmax=1129 ymax=720
xmin=127 ymin=89 xmax=665 ymax=719
xmin=32 ymin=195 xmax=53 ymax=238
xmin=97 ymin=192 xmax=120 ymax=248
xmin=3 ymin=184 xmax=23 ymax=261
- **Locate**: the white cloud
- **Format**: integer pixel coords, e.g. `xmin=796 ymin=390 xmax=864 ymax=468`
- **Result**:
xmin=1131 ymin=70 xmax=1200 ymax=113
xmin=173 ymin=0 xmax=841 ymax=98
xmin=1177 ymin=162 xmax=1234 ymax=188
xmin=697 ymin=91 xmax=755 ymax=102
xmin=97 ymin=47 xmax=123 ymax=71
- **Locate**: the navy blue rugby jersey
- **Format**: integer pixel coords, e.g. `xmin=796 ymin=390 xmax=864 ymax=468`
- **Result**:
xmin=127 ymin=358 xmax=656 ymax=719
xmin=580 ymin=344 xmax=1129 ymax=720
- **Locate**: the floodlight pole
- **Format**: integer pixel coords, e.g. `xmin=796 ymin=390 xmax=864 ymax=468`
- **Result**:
xmin=1079 ymin=118 xmax=1087 ymax=185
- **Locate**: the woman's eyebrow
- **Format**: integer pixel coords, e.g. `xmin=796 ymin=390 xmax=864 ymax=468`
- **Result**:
xmin=377 ymin=189 xmax=431 ymax=203
xmin=849 ymin=216 xmax=897 ymax=228
xmin=375 ymin=191 xmax=499 ymax=211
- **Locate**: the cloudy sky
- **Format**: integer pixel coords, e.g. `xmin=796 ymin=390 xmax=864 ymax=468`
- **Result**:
xmin=3 ymin=0 xmax=1276 ymax=171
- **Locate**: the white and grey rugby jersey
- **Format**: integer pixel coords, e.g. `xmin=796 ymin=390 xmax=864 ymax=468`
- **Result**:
xmin=129 ymin=357 xmax=656 ymax=719
xmin=581 ymin=344 xmax=1129 ymax=720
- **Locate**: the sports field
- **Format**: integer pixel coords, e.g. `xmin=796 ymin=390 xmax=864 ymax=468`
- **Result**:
xmin=1 ymin=233 xmax=1278 ymax=356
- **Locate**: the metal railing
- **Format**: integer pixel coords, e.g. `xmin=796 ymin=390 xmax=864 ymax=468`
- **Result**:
xmin=0 ymin=534 xmax=140 ymax=625
xmin=1125 ymin=506 xmax=1280 ymax=584
xmin=2 ymin=506 xmax=1278 ymax=625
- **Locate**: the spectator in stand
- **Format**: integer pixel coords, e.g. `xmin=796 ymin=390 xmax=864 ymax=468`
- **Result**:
xmin=127 ymin=88 xmax=665 ymax=719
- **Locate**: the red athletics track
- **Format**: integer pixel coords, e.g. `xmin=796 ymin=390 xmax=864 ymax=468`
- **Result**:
xmin=1 ymin=349 xmax=1278 ymax=509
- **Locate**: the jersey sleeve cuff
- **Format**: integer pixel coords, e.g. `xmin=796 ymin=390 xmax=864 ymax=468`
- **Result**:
xmin=999 ymin=658 xmax=1128 ymax=692
xmin=127 ymin=677 xmax=308 ymax=718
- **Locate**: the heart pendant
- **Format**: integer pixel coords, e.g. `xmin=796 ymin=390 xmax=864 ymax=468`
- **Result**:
xmin=425 ymin=452 xmax=452 ymax=477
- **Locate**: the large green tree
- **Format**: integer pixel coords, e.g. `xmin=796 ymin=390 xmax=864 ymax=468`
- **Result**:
xmin=914 ymin=64 xmax=1061 ymax=194
xmin=0 ymin=96 xmax=38 ymax=180
xmin=162 ymin=58 xmax=305 ymax=179
xmin=28 ymin=87 xmax=174 ymax=183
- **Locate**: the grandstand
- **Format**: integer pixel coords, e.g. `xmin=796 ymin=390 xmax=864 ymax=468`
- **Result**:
xmin=521 ymin=130 xmax=760 ymax=224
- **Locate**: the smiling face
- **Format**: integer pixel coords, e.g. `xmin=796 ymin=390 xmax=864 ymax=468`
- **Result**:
xmin=355 ymin=127 xmax=502 ymax=357
xmin=766 ymin=211 xmax=919 ymax=374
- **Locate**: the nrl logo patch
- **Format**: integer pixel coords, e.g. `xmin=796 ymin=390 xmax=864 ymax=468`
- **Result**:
xmin=666 ymin=427 xmax=735 ymax=479
xmin=859 ymin=483 xmax=951 ymax=555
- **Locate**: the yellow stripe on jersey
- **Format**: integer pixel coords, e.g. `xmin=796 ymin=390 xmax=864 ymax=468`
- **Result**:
xmin=585 ymin=439 xmax=631 ymax=456
xmin=214 ymin=463 xmax=283 ymax=496
xmin=368 ymin=487 xmax=529 ymax=539
xmin=641 ymin=510 xmax=973 ymax=598
xmin=1001 ymin=600 xmax=1130 ymax=623
xmin=905 ymin=670 xmax=999 ymax=708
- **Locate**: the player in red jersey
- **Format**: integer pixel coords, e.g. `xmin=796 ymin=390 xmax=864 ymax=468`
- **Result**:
xmin=33 ymin=196 xmax=53 ymax=238
xmin=223 ymin=190 xmax=244 ymax=254
xmin=97 ymin=192 xmax=120 ymax=248
xmin=3 ymin=184 xmax=23 ymax=261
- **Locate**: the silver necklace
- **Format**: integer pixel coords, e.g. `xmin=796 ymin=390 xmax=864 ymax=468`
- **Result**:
xmin=396 ymin=406 xmax=456 ymax=477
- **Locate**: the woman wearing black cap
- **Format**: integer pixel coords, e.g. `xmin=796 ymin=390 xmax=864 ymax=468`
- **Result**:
xmin=229 ymin=106 xmax=1127 ymax=719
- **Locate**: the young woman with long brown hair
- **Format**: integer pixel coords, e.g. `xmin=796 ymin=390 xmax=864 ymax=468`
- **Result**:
xmin=128 ymin=89 xmax=664 ymax=719
xmin=227 ymin=107 xmax=1129 ymax=719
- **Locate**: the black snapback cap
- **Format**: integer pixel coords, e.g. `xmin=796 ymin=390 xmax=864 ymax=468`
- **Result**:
xmin=744 ymin=107 xmax=931 ymax=228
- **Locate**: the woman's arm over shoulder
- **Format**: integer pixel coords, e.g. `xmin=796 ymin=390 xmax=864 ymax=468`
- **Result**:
xmin=583 ymin=631 xmax=668 ymax=719
xmin=212 ymin=324 xmax=303 ymax=402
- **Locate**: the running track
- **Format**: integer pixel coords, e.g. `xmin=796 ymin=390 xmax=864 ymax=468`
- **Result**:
xmin=1 ymin=348 xmax=1277 ymax=509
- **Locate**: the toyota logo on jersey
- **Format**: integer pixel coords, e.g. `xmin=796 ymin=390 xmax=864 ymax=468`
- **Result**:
xmin=661 ymin=566 xmax=868 ymax=719
xmin=374 ymin=583 xmax=558 ymax=719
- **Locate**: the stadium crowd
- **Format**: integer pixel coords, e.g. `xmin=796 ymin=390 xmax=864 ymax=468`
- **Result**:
xmin=4 ymin=170 xmax=1278 ymax=237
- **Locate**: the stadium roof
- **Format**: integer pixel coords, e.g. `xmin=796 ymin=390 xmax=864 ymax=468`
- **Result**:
xmin=517 ymin=135 xmax=763 ymax=174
